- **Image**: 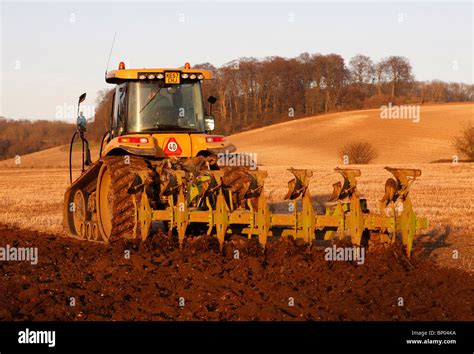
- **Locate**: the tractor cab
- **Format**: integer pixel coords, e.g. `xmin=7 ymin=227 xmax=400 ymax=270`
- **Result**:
xmin=100 ymin=62 xmax=235 ymax=158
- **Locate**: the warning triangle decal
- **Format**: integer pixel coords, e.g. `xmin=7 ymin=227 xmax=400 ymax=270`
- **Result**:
xmin=164 ymin=137 xmax=183 ymax=156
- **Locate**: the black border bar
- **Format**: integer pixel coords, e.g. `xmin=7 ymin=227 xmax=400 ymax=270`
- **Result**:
xmin=0 ymin=321 xmax=472 ymax=353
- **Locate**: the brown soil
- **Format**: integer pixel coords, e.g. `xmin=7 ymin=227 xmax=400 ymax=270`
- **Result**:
xmin=0 ymin=225 xmax=472 ymax=321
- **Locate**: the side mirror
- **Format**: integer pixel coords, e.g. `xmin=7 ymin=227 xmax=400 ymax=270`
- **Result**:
xmin=77 ymin=92 xmax=87 ymax=133
xmin=207 ymin=95 xmax=218 ymax=117
xmin=78 ymin=93 xmax=87 ymax=105
xmin=204 ymin=115 xmax=215 ymax=131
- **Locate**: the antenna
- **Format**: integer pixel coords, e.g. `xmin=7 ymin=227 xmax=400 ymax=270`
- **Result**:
xmin=105 ymin=32 xmax=117 ymax=78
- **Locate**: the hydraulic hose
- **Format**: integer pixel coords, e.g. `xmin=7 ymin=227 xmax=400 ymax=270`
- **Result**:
xmin=69 ymin=131 xmax=78 ymax=185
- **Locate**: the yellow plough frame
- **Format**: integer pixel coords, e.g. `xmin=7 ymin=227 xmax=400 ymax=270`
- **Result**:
xmin=134 ymin=167 xmax=428 ymax=257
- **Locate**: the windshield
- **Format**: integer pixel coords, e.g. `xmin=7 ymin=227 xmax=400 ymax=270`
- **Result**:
xmin=127 ymin=81 xmax=205 ymax=132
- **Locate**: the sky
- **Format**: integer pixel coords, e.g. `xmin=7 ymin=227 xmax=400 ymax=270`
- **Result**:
xmin=0 ymin=0 xmax=472 ymax=121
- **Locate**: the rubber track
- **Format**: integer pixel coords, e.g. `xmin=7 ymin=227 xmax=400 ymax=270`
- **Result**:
xmin=103 ymin=157 xmax=253 ymax=241
xmin=104 ymin=156 xmax=153 ymax=241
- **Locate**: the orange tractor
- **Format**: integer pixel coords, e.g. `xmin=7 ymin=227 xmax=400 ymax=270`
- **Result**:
xmin=64 ymin=62 xmax=428 ymax=256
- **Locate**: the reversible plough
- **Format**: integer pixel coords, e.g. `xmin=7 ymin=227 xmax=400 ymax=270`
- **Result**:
xmin=133 ymin=165 xmax=428 ymax=257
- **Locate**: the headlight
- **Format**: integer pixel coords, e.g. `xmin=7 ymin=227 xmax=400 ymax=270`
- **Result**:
xmin=197 ymin=74 xmax=204 ymax=80
xmin=190 ymin=74 xmax=197 ymax=79
xmin=147 ymin=74 xmax=156 ymax=79
xmin=181 ymin=73 xmax=189 ymax=79
xmin=139 ymin=74 xmax=146 ymax=80
xmin=157 ymin=73 xmax=164 ymax=79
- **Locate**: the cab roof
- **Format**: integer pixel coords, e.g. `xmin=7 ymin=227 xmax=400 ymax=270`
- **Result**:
xmin=106 ymin=67 xmax=213 ymax=84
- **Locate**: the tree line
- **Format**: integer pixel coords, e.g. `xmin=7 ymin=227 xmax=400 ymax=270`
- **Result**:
xmin=194 ymin=53 xmax=473 ymax=134
xmin=0 ymin=117 xmax=75 ymax=160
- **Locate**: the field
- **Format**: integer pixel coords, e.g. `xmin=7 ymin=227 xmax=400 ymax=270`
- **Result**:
xmin=229 ymin=103 xmax=474 ymax=165
xmin=0 ymin=163 xmax=472 ymax=271
xmin=0 ymin=103 xmax=473 ymax=320
xmin=0 ymin=226 xmax=472 ymax=321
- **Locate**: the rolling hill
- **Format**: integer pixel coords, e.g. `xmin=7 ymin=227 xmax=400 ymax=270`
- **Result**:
xmin=0 ymin=103 xmax=472 ymax=168
xmin=228 ymin=103 xmax=474 ymax=166
xmin=0 ymin=142 xmax=100 ymax=169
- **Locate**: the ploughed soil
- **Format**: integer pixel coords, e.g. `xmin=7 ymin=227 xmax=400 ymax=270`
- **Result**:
xmin=0 ymin=225 xmax=472 ymax=321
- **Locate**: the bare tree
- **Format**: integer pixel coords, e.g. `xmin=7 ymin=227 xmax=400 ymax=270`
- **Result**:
xmin=374 ymin=61 xmax=388 ymax=96
xmin=349 ymin=54 xmax=374 ymax=84
xmin=379 ymin=56 xmax=413 ymax=97
xmin=322 ymin=54 xmax=348 ymax=112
